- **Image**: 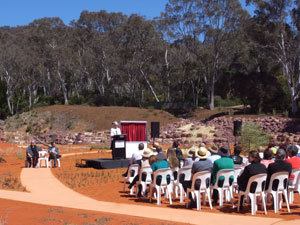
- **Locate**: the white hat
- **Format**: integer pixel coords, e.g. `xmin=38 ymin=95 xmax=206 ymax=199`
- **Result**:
xmin=112 ymin=121 xmax=119 ymax=126
xmin=196 ymin=147 xmax=211 ymax=159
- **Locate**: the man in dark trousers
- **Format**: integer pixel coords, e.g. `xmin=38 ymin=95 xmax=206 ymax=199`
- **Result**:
xmin=48 ymin=142 xmax=60 ymax=168
xmin=266 ymin=149 xmax=292 ymax=190
xmin=26 ymin=140 xmax=41 ymax=168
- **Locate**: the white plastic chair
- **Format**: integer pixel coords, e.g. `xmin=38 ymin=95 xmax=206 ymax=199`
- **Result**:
xmin=233 ymin=166 xmax=244 ymax=193
xmin=186 ymin=171 xmax=213 ymax=210
xmin=288 ymin=168 xmax=300 ymax=204
xmin=211 ymin=169 xmax=235 ymax=208
xmin=171 ymin=167 xmax=179 ymax=198
xmin=237 ymin=173 xmax=267 ymax=215
xmin=173 ymin=165 xmax=192 ymax=203
xmin=265 ymin=171 xmax=290 ymax=214
xmin=149 ymin=168 xmax=173 ymax=205
xmin=38 ymin=150 xmax=49 ymax=168
xmin=49 ymin=158 xmax=61 ymax=168
xmin=123 ymin=164 xmax=139 ymax=195
xmin=135 ymin=166 xmax=152 ymax=197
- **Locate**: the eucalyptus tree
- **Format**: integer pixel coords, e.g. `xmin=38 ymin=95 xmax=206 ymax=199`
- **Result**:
xmin=28 ymin=17 xmax=70 ymax=105
xmin=246 ymin=0 xmax=300 ymax=114
xmin=0 ymin=30 xmax=23 ymax=114
xmin=159 ymin=0 xmax=248 ymax=109
xmin=118 ymin=14 xmax=164 ymax=105
xmin=75 ymin=10 xmax=127 ymax=103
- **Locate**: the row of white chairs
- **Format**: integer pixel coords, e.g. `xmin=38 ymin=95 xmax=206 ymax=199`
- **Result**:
xmin=37 ymin=150 xmax=61 ymax=168
xmin=123 ymin=164 xmax=300 ymax=215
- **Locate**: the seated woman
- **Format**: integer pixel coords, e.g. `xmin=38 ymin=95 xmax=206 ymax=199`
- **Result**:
xmin=237 ymin=150 xmax=267 ymax=208
xmin=260 ymin=148 xmax=274 ymax=168
xmin=167 ymin=148 xmax=179 ymax=180
xmin=149 ymin=155 xmax=170 ymax=185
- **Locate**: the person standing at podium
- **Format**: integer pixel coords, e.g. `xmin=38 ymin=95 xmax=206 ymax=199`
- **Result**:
xmin=110 ymin=121 xmax=121 ymax=149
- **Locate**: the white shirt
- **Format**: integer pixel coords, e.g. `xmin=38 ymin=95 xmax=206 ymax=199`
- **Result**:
xmin=130 ymin=151 xmax=143 ymax=164
xmin=207 ymin=155 xmax=221 ymax=164
xmin=110 ymin=127 xmax=121 ymax=137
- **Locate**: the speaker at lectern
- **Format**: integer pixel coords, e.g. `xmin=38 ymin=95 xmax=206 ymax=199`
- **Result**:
xmin=112 ymin=134 xmax=126 ymax=160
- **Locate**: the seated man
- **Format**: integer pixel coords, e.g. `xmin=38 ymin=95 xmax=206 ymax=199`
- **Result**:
xmin=230 ymin=145 xmax=243 ymax=165
xmin=211 ymin=146 xmax=234 ymax=204
xmin=182 ymin=147 xmax=213 ymax=207
xmin=48 ymin=142 xmax=60 ymax=168
xmin=26 ymin=140 xmax=41 ymax=168
xmin=122 ymin=143 xmax=144 ymax=177
xmin=266 ymin=149 xmax=292 ymax=190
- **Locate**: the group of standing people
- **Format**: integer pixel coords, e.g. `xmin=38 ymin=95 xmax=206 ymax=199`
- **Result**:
xmin=26 ymin=141 xmax=60 ymax=168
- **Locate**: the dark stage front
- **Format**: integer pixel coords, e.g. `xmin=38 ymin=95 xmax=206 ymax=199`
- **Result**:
xmin=84 ymin=158 xmax=130 ymax=169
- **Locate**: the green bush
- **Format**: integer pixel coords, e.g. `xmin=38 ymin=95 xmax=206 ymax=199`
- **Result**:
xmin=240 ymin=122 xmax=271 ymax=153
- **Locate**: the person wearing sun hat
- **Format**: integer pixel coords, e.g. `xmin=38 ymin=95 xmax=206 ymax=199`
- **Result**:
xmin=128 ymin=148 xmax=153 ymax=193
xmin=182 ymin=146 xmax=213 ymax=208
xmin=207 ymin=145 xmax=221 ymax=164
xmin=184 ymin=145 xmax=200 ymax=166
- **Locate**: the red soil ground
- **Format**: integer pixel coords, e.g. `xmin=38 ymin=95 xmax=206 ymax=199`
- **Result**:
xmin=1 ymin=141 xmax=300 ymax=224
xmin=0 ymin=198 xmax=185 ymax=225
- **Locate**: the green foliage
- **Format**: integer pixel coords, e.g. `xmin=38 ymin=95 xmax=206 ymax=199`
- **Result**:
xmin=240 ymin=122 xmax=271 ymax=153
xmin=214 ymin=96 xmax=241 ymax=107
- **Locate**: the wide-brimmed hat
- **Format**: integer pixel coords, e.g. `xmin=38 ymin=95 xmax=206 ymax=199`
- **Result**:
xmin=150 ymin=142 xmax=160 ymax=151
xmin=196 ymin=147 xmax=211 ymax=159
xmin=112 ymin=121 xmax=119 ymax=126
xmin=142 ymin=148 xmax=153 ymax=158
xmin=218 ymin=146 xmax=230 ymax=157
xmin=188 ymin=145 xmax=198 ymax=157
xmin=208 ymin=145 xmax=218 ymax=154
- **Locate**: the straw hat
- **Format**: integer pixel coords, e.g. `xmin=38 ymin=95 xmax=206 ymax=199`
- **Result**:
xmin=142 ymin=148 xmax=153 ymax=158
xmin=196 ymin=147 xmax=211 ymax=159
xmin=112 ymin=121 xmax=119 ymax=126
xmin=150 ymin=142 xmax=160 ymax=151
xmin=187 ymin=145 xmax=198 ymax=157
xmin=208 ymin=145 xmax=218 ymax=154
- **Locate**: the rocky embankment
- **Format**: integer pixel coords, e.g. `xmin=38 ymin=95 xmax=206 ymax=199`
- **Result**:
xmin=1 ymin=116 xmax=300 ymax=146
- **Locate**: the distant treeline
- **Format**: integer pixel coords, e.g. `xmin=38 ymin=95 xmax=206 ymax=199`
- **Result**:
xmin=0 ymin=0 xmax=299 ymax=119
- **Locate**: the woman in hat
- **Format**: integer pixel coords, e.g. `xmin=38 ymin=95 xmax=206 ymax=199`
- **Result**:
xmin=184 ymin=146 xmax=200 ymax=166
xmin=207 ymin=145 xmax=221 ymax=164
xmin=128 ymin=148 xmax=153 ymax=191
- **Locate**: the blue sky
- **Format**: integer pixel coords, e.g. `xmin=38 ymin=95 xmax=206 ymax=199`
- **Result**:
xmin=0 ymin=0 xmax=253 ymax=27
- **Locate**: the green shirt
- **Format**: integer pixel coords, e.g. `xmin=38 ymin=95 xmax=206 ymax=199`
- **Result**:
xmin=211 ymin=157 xmax=234 ymax=185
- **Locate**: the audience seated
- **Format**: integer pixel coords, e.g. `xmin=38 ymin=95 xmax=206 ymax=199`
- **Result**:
xmin=184 ymin=146 xmax=199 ymax=166
xmin=48 ymin=142 xmax=60 ymax=168
xmin=237 ymin=150 xmax=267 ymax=208
xmin=230 ymin=145 xmax=243 ymax=165
xmin=149 ymin=155 xmax=170 ymax=185
xmin=182 ymin=147 xmax=213 ymax=207
xmin=261 ymin=148 xmax=275 ymax=168
xmin=285 ymin=144 xmax=300 ymax=181
xmin=266 ymin=149 xmax=292 ymax=190
xmin=155 ymin=146 xmax=167 ymax=160
xmin=207 ymin=145 xmax=221 ymax=164
xmin=122 ymin=143 xmax=144 ymax=177
xmin=211 ymin=146 xmax=234 ymax=204
xmin=26 ymin=140 xmax=42 ymax=168
xmin=167 ymin=148 xmax=179 ymax=169
xmin=173 ymin=141 xmax=184 ymax=167
xmin=128 ymin=148 xmax=153 ymax=195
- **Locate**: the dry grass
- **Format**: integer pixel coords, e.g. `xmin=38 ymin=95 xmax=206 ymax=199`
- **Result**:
xmin=52 ymin=152 xmax=125 ymax=189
